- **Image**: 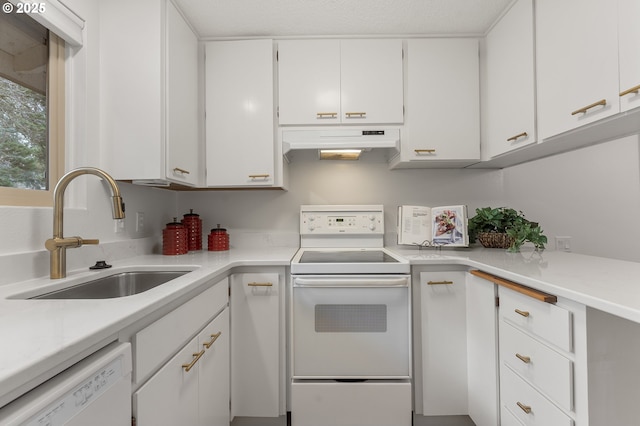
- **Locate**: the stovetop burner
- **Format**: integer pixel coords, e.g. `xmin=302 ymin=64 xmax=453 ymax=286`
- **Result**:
xmin=299 ymin=250 xmax=399 ymax=264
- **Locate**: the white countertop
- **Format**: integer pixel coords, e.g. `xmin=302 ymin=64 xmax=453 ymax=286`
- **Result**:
xmin=0 ymin=247 xmax=297 ymax=408
xmin=390 ymin=245 xmax=640 ymax=324
xmin=2 ymin=244 xmax=640 ymax=409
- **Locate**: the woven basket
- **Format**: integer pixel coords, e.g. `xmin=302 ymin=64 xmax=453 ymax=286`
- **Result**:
xmin=477 ymin=232 xmax=514 ymax=249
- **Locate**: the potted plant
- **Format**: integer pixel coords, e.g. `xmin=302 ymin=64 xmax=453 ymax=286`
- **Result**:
xmin=468 ymin=207 xmax=547 ymax=252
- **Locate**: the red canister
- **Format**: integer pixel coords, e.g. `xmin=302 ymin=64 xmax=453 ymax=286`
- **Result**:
xmin=162 ymin=218 xmax=188 ymax=255
xmin=208 ymin=224 xmax=229 ymax=251
xmin=182 ymin=209 xmax=202 ymax=251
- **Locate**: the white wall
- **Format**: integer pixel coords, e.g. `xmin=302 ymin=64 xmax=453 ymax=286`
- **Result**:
xmin=178 ymin=151 xmax=505 ymax=246
xmin=178 ymin=135 xmax=640 ymax=262
xmin=502 ymin=135 xmax=640 ymax=262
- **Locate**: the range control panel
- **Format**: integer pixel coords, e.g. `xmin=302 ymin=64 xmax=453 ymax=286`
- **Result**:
xmin=300 ymin=205 xmax=384 ymax=235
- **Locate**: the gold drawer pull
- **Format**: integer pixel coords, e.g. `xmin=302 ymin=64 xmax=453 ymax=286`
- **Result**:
xmin=248 ymin=282 xmax=273 ymax=287
xmin=515 ymin=308 xmax=530 ymax=317
xmin=516 ymin=353 xmax=531 ymax=364
xmin=203 ymin=332 xmax=222 ymax=349
xmin=571 ymin=99 xmax=606 ymax=115
xmin=316 ymin=112 xmax=338 ymax=119
xmin=620 ymin=84 xmax=640 ymax=97
xmin=414 ymin=149 xmax=436 ymax=154
xmin=427 ymin=280 xmax=454 ymax=285
xmin=249 ymin=174 xmax=270 ymax=179
xmin=345 ymin=112 xmax=366 ymax=118
xmin=182 ymin=349 xmax=205 ymax=372
xmin=517 ymin=402 xmax=532 ymax=414
xmin=506 ymin=132 xmax=528 ymax=142
xmin=173 ymin=167 xmax=190 ymax=175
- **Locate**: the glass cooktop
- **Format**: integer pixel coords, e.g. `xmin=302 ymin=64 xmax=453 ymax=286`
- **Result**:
xmin=299 ymin=250 xmax=399 ymax=264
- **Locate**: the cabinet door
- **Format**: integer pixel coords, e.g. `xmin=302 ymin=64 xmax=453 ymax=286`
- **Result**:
xmin=340 ymin=39 xmax=404 ymax=124
xmin=420 ymin=271 xmax=468 ymax=415
xmin=199 ymin=308 xmax=230 ymax=426
xmin=231 ymin=273 xmax=280 ymax=417
xmin=536 ymin=0 xmax=619 ymax=140
xmin=134 ymin=337 xmax=200 ymax=426
xmin=466 ymin=273 xmax=499 ymax=426
xmin=483 ymin=0 xmax=536 ymax=159
xmin=205 ymin=39 xmax=276 ymax=187
xmin=405 ymin=39 xmax=480 ymax=162
xmin=618 ymin=0 xmax=640 ymax=112
xmin=278 ymin=39 xmax=341 ymax=125
xmin=166 ymin=0 xmax=199 ymax=185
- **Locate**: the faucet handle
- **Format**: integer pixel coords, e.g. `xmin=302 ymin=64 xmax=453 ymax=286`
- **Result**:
xmin=80 ymin=238 xmax=100 ymax=245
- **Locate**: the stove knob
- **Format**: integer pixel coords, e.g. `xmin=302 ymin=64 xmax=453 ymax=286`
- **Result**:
xmin=308 ymin=222 xmax=316 ymax=231
xmin=369 ymin=222 xmax=376 ymax=231
xmin=368 ymin=214 xmax=376 ymax=221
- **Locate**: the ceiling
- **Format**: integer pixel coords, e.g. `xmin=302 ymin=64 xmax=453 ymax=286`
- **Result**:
xmin=174 ymin=0 xmax=514 ymax=39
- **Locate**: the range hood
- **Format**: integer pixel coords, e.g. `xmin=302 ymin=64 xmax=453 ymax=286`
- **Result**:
xmin=282 ymin=128 xmax=400 ymax=158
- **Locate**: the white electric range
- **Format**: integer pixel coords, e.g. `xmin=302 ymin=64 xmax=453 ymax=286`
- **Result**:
xmin=290 ymin=205 xmax=412 ymax=426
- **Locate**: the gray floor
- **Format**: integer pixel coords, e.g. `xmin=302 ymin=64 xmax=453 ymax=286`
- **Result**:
xmin=231 ymin=414 xmax=476 ymax=426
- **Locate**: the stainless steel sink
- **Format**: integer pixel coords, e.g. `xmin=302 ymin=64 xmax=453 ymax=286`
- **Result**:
xmin=31 ymin=271 xmax=188 ymax=299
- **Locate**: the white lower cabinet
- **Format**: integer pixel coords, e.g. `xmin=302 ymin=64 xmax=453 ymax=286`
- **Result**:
xmin=465 ymin=273 xmax=499 ymax=426
xmin=419 ymin=271 xmax=468 ymax=415
xmin=134 ymin=309 xmax=229 ymax=426
xmin=230 ymin=272 xmax=282 ymax=418
xmin=132 ymin=280 xmax=230 ymax=426
xmin=498 ymin=284 xmax=575 ymax=426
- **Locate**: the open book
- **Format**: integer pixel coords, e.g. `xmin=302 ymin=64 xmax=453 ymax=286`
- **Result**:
xmin=397 ymin=205 xmax=468 ymax=247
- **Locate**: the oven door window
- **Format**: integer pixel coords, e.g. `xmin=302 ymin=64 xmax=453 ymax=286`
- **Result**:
xmin=292 ymin=285 xmax=410 ymax=379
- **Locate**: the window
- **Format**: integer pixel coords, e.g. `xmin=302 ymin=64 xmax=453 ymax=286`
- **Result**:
xmin=0 ymin=6 xmax=64 ymax=206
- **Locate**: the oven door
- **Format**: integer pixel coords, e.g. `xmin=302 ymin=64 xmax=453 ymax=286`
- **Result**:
xmin=292 ymin=275 xmax=411 ymax=379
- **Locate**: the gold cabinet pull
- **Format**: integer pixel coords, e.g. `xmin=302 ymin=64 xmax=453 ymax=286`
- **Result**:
xmin=173 ymin=167 xmax=190 ymax=175
xmin=427 ymin=280 xmax=454 ymax=285
xmin=203 ymin=332 xmax=222 ymax=349
xmin=620 ymin=84 xmax=640 ymax=97
xmin=506 ymin=132 xmax=528 ymax=142
xmin=182 ymin=349 xmax=205 ymax=372
xmin=345 ymin=112 xmax=366 ymax=118
xmin=414 ymin=149 xmax=436 ymax=154
xmin=571 ymin=99 xmax=606 ymax=115
xmin=516 ymin=353 xmax=531 ymax=364
xmin=248 ymin=282 xmax=273 ymax=287
xmin=515 ymin=308 xmax=530 ymax=317
xmin=517 ymin=402 xmax=532 ymax=414
xmin=248 ymin=174 xmax=270 ymax=179
xmin=316 ymin=112 xmax=338 ymax=119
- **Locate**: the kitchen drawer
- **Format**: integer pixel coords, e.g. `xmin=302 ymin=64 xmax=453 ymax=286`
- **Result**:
xmin=134 ymin=278 xmax=229 ymax=383
xmin=501 ymin=405 xmax=525 ymax=426
xmin=500 ymin=286 xmax=572 ymax=352
xmin=501 ymin=367 xmax=573 ymax=426
xmin=500 ymin=321 xmax=573 ymax=411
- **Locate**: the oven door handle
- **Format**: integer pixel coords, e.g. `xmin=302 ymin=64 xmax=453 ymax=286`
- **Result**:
xmin=293 ymin=277 xmax=409 ymax=288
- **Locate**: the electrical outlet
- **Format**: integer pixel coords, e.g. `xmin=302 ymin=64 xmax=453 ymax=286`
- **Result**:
xmin=114 ymin=218 xmax=125 ymax=233
xmin=136 ymin=212 xmax=145 ymax=233
xmin=555 ymin=236 xmax=572 ymax=252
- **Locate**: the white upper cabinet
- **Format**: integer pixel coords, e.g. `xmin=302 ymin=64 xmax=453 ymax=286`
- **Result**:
xmin=205 ymin=39 xmax=281 ymax=188
xmin=339 ymin=40 xmax=404 ymax=124
xmin=277 ymin=39 xmax=341 ymax=125
xmin=482 ymin=0 xmax=536 ymax=159
xmin=100 ymin=0 xmax=199 ymax=186
xmin=536 ymin=0 xmax=619 ymax=141
xmin=390 ymin=38 xmax=480 ymax=168
xmin=618 ymin=0 xmax=640 ymax=112
xmin=277 ymin=39 xmax=404 ymax=125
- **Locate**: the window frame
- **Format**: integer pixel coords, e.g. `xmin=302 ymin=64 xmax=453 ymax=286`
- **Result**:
xmin=0 ymin=32 xmax=64 ymax=207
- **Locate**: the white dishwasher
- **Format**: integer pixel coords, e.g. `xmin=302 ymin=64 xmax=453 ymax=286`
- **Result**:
xmin=0 ymin=342 xmax=132 ymax=426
